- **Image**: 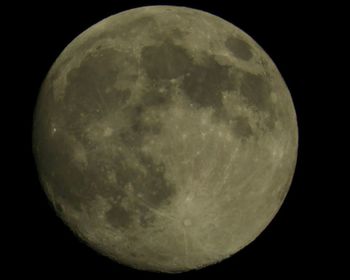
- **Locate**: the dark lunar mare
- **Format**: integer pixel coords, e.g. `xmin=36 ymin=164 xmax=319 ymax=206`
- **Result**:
xmin=33 ymin=45 xmax=178 ymax=230
xmin=34 ymin=26 xmax=278 ymax=232
xmin=141 ymin=39 xmax=277 ymax=139
xmin=32 ymin=7 xmax=298 ymax=273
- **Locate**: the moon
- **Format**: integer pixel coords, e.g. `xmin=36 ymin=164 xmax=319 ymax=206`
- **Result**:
xmin=32 ymin=6 xmax=298 ymax=273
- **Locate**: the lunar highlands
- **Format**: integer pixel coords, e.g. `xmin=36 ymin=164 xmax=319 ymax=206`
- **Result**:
xmin=32 ymin=6 xmax=298 ymax=273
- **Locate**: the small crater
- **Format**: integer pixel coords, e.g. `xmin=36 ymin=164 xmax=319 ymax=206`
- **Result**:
xmin=225 ymin=36 xmax=253 ymax=61
xmin=54 ymin=201 xmax=64 ymax=214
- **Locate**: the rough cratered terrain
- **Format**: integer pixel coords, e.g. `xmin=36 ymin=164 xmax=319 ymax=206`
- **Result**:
xmin=32 ymin=6 xmax=298 ymax=273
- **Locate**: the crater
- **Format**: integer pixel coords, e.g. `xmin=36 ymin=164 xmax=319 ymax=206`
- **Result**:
xmin=225 ymin=36 xmax=253 ymax=61
xmin=54 ymin=201 xmax=64 ymax=214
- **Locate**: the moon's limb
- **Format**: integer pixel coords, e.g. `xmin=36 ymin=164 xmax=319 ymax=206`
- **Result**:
xmin=32 ymin=6 xmax=298 ymax=273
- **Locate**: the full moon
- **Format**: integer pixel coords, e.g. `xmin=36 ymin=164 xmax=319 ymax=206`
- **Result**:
xmin=33 ymin=6 xmax=298 ymax=273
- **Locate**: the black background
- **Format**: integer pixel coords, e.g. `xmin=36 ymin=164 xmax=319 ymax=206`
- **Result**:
xmin=7 ymin=0 xmax=339 ymax=278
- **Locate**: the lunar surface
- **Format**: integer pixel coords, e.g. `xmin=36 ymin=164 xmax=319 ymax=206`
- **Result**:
xmin=32 ymin=6 xmax=298 ymax=273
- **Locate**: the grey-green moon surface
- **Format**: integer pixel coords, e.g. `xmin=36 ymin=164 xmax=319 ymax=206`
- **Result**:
xmin=32 ymin=6 xmax=298 ymax=273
